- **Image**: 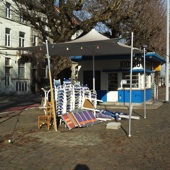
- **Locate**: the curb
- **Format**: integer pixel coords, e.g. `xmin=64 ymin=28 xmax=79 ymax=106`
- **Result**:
xmin=97 ymin=101 xmax=163 ymax=110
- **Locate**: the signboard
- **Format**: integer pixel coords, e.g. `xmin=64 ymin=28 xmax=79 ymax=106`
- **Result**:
xmin=120 ymin=60 xmax=142 ymax=68
xmin=154 ymin=64 xmax=161 ymax=71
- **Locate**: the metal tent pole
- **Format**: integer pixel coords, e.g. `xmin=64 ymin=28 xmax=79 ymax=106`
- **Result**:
xmin=129 ymin=32 xmax=134 ymax=137
xmin=143 ymin=46 xmax=147 ymax=119
xmin=166 ymin=0 xmax=169 ymax=102
xmin=93 ymin=54 xmax=95 ymax=91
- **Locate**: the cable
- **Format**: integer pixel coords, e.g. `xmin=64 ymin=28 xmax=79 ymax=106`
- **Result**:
xmin=0 ymin=105 xmax=30 ymax=143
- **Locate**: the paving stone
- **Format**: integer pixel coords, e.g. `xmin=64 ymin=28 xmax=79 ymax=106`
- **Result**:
xmin=0 ymin=88 xmax=170 ymax=169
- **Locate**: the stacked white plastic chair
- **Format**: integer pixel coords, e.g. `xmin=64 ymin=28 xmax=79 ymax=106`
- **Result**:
xmin=82 ymin=85 xmax=91 ymax=99
xmin=53 ymin=79 xmax=67 ymax=116
xmin=53 ymin=79 xmax=98 ymax=116
xmin=90 ymin=90 xmax=98 ymax=108
xmin=55 ymin=85 xmax=67 ymax=116
xmin=63 ymin=78 xmax=75 ymax=113
xmin=74 ymin=83 xmax=83 ymax=110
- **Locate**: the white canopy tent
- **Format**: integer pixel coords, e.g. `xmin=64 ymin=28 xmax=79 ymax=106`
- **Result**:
xmin=4 ymin=29 xmax=143 ymax=136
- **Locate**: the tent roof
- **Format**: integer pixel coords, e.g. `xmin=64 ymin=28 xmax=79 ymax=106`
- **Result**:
xmin=3 ymin=29 xmax=142 ymax=56
xmin=68 ymin=29 xmax=110 ymax=42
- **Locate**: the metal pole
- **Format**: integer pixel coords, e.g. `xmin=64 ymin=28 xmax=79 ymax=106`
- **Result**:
xmin=45 ymin=40 xmax=57 ymax=131
xmin=129 ymin=32 xmax=134 ymax=137
xmin=166 ymin=0 xmax=169 ymax=102
xmin=93 ymin=55 xmax=95 ymax=91
xmin=143 ymin=47 xmax=146 ymax=118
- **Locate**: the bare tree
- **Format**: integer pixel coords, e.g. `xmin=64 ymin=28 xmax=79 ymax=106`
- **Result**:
xmin=127 ymin=0 xmax=166 ymax=55
xmin=11 ymin=0 xmax=166 ymax=83
xmin=103 ymin=0 xmax=166 ymax=55
xmin=12 ymin=0 xmax=166 ymax=53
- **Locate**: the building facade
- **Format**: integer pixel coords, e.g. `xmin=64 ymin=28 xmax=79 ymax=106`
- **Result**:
xmin=0 ymin=0 xmax=40 ymax=95
xmin=74 ymin=52 xmax=165 ymax=103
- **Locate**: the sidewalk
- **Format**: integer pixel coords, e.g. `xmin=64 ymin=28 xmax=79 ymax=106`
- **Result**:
xmin=0 ymin=87 xmax=169 ymax=170
xmin=0 ymin=87 xmax=166 ymax=113
xmin=98 ymin=87 xmax=166 ymax=110
xmin=0 ymin=93 xmax=41 ymax=113
xmin=98 ymin=99 xmax=163 ymax=110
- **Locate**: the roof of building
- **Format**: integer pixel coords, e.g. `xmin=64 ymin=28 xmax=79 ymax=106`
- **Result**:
xmin=145 ymin=52 xmax=166 ymax=63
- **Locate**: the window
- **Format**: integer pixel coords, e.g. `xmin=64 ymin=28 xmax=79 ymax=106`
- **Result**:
xmin=145 ymin=73 xmax=151 ymax=88
xmin=5 ymin=28 xmax=11 ymax=47
xmin=83 ymin=70 xmax=100 ymax=90
xmin=6 ymin=2 xmax=11 ymax=18
xmin=0 ymin=29 xmax=1 ymax=46
xmin=20 ymin=14 xmax=24 ymax=23
xmin=42 ymin=62 xmax=48 ymax=78
xmin=5 ymin=58 xmax=11 ymax=86
xmin=5 ymin=57 xmax=10 ymax=66
xmin=19 ymin=32 xmax=25 ymax=47
xmin=16 ymin=82 xmax=27 ymax=91
xmin=108 ymin=73 xmax=118 ymax=91
xmin=5 ymin=76 xmax=10 ymax=86
xmin=5 ymin=67 xmax=10 ymax=74
xmin=32 ymin=35 xmax=37 ymax=46
xmin=18 ymin=61 xmax=25 ymax=78
xmin=122 ymin=72 xmax=139 ymax=88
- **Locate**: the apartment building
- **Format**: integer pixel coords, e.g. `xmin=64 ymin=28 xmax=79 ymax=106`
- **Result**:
xmin=0 ymin=0 xmax=40 ymax=95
